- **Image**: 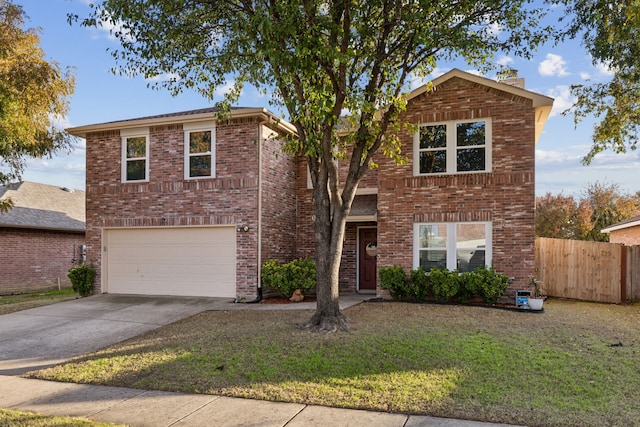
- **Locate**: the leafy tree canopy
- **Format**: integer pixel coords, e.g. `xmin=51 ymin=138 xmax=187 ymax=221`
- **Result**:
xmin=0 ymin=0 xmax=75 ymax=212
xmin=536 ymin=182 xmax=640 ymax=242
xmin=553 ymin=0 xmax=640 ymax=164
xmin=72 ymin=0 xmax=551 ymax=330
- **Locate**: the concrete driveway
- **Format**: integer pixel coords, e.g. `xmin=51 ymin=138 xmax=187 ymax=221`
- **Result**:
xmin=0 ymin=294 xmax=238 ymax=375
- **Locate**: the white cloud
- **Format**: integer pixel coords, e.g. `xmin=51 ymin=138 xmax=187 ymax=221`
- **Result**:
xmin=486 ymin=22 xmax=503 ymax=37
xmin=579 ymin=72 xmax=590 ymax=80
xmin=595 ymin=61 xmax=614 ymax=77
xmin=538 ymin=53 xmax=569 ymax=77
xmin=496 ymin=56 xmax=514 ymax=67
xmin=546 ymin=85 xmax=575 ymax=117
xmin=145 ymin=72 xmax=181 ymax=82
xmin=50 ymin=114 xmax=73 ymax=131
xmin=214 ymin=80 xmax=243 ymax=98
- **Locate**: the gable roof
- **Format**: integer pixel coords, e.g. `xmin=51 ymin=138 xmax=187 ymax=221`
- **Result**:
xmin=0 ymin=181 xmax=85 ymax=233
xmin=406 ymin=69 xmax=554 ymax=143
xmin=601 ymin=215 xmax=640 ymax=234
xmin=66 ymin=107 xmax=297 ymax=138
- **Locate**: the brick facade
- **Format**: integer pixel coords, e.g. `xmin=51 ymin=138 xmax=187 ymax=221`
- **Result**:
xmin=375 ymin=76 xmax=537 ymax=297
xmin=84 ymin=116 xmax=293 ymax=298
xmin=609 ymin=226 xmax=640 ymax=246
xmin=78 ymin=70 xmax=549 ymax=301
xmin=0 ymin=228 xmax=85 ymax=294
xmin=294 ymin=75 xmax=542 ymax=299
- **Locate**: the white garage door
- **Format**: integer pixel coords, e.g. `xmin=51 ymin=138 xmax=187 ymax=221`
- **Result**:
xmin=104 ymin=227 xmax=236 ymax=297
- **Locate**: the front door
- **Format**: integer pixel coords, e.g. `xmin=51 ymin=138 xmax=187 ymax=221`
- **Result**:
xmin=358 ymin=227 xmax=377 ymax=291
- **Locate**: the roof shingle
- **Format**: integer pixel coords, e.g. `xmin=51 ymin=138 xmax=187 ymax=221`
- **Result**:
xmin=0 ymin=181 xmax=85 ymax=232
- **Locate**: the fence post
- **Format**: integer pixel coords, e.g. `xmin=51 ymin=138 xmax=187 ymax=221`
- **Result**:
xmin=621 ymin=245 xmax=627 ymax=304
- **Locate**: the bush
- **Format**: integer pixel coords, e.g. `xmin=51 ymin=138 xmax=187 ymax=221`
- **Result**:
xmin=409 ymin=267 xmax=430 ymax=302
xmin=67 ymin=265 xmax=96 ymax=297
xmin=430 ymin=267 xmax=460 ymax=303
xmin=457 ymin=270 xmax=482 ymax=304
xmin=261 ymin=258 xmax=316 ymax=298
xmin=474 ymin=267 xmax=509 ymax=304
xmin=379 ymin=265 xmax=409 ymax=300
xmin=380 ymin=265 xmax=509 ymax=305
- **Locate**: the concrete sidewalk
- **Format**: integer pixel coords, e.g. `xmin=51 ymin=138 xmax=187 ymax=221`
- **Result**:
xmin=0 ymin=375 xmax=521 ymax=427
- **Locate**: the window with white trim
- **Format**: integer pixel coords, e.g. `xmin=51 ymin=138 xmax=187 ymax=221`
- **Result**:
xmin=184 ymin=122 xmax=215 ymax=179
xmin=414 ymin=222 xmax=492 ymax=273
xmin=414 ymin=119 xmax=491 ymax=175
xmin=121 ymin=130 xmax=149 ymax=182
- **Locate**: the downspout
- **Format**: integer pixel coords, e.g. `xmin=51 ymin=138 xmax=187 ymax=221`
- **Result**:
xmin=245 ymin=122 xmax=264 ymax=303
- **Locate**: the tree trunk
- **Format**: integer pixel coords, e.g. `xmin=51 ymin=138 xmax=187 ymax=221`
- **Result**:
xmin=301 ymin=182 xmax=350 ymax=332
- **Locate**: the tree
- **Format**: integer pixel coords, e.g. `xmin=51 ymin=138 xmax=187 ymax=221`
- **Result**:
xmin=535 ymin=182 xmax=640 ymax=242
xmin=583 ymin=182 xmax=640 ymax=241
xmin=535 ymin=193 xmax=592 ymax=240
xmin=74 ymin=0 xmax=550 ymax=331
xmin=554 ymin=0 xmax=640 ymax=164
xmin=0 ymin=0 xmax=75 ymax=212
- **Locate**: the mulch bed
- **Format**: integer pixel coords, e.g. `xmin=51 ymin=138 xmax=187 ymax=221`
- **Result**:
xmin=260 ymin=296 xmax=317 ymax=304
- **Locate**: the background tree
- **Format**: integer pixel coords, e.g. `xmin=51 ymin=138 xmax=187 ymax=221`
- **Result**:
xmin=75 ymin=0 xmax=550 ymax=331
xmin=0 ymin=0 xmax=75 ymax=212
xmin=535 ymin=193 xmax=592 ymax=240
xmin=535 ymin=182 xmax=640 ymax=242
xmin=583 ymin=182 xmax=640 ymax=241
xmin=554 ymin=0 xmax=640 ymax=164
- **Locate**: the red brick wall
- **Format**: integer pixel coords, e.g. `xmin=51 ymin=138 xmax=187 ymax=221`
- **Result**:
xmin=609 ymin=226 xmax=640 ymax=245
xmin=260 ymin=127 xmax=297 ymax=264
xmin=376 ymin=77 xmax=536 ymax=298
xmin=85 ymin=118 xmax=266 ymax=298
xmin=0 ymin=227 xmax=85 ymax=294
xmin=295 ymin=77 xmax=537 ymax=299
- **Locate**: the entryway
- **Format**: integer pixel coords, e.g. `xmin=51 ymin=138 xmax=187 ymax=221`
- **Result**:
xmin=358 ymin=227 xmax=377 ymax=291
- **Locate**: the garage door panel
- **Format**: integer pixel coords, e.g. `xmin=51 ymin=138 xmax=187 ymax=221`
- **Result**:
xmin=105 ymin=227 xmax=236 ymax=297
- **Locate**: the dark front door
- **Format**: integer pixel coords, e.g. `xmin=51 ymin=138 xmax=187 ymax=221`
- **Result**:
xmin=358 ymin=228 xmax=377 ymax=291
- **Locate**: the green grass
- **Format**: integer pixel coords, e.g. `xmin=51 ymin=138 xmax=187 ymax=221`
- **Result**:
xmin=0 ymin=409 xmax=123 ymax=427
xmin=29 ymin=300 xmax=640 ymax=427
xmin=0 ymin=289 xmax=77 ymax=315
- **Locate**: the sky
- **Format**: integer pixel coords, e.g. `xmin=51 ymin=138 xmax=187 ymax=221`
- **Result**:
xmin=16 ymin=0 xmax=640 ymax=197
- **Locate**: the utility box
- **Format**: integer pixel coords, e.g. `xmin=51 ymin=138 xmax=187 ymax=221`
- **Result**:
xmin=516 ymin=290 xmax=532 ymax=309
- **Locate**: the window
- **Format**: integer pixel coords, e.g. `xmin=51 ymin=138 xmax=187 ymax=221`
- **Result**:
xmin=184 ymin=122 xmax=215 ymax=179
xmin=121 ymin=130 xmax=149 ymax=182
xmin=414 ymin=119 xmax=491 ymax=175
xmin=414 ymin=222 xmax=492 ymax=273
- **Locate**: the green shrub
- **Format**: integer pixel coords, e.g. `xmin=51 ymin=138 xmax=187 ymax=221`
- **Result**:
xmin=261 ymin=258 xmax=316 ymax=298
xmin=67 ymin=265 xmax=96 ymax=297
xmin=430 ymin=267 xmax=460 ymax=303
xmin=409 ymin=267 xmax=430 ymax=302
xmin=457 ymin=270 xmax=482 ymax=304
xmin=261 ymin=259 xmax=282 ymax=290
xmin=474 ymin=267 xmax=509 ymax=304
xmin=379 ymin=265 xmax=409 ymax=300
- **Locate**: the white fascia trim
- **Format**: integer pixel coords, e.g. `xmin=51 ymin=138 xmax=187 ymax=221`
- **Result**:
xmin=601 ymin=220 xmax=640 ymax=233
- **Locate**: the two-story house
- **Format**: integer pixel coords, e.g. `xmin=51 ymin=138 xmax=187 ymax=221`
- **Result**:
xmin=68 ymin=69 xmax=553 ymax=301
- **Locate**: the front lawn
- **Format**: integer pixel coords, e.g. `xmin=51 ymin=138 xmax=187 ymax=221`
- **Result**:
xmin=29 ymin=300 xmax=640 ymax=427
xmin=0 ymin=409 xmax=123 ymax=427
xmin=0 ymin=289 xmax=77 ymax=315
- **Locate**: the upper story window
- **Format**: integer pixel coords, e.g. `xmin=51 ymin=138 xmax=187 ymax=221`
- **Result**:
xmin=121 ymin=128 xmax=149 ymax=182
xmin=413 ymin=119 xmax=491 ymax=176
xmin=184 ymin=121 xmax=216 ymax=179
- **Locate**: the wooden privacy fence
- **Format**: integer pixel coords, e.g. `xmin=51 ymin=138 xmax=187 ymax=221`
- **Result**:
xmin=535 ymin=237 xmax=640 ymax=304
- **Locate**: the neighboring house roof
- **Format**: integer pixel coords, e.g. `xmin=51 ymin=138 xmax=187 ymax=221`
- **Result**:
xmin=66 ymin=106 xmax=297 ymax=138
xmin=601 ymin=215 xmax=640 ymax=234
xmin=406 ymin=69 xmax=554 ymax=144
xmin=0 ymin=181 xmax=85 ymax=233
